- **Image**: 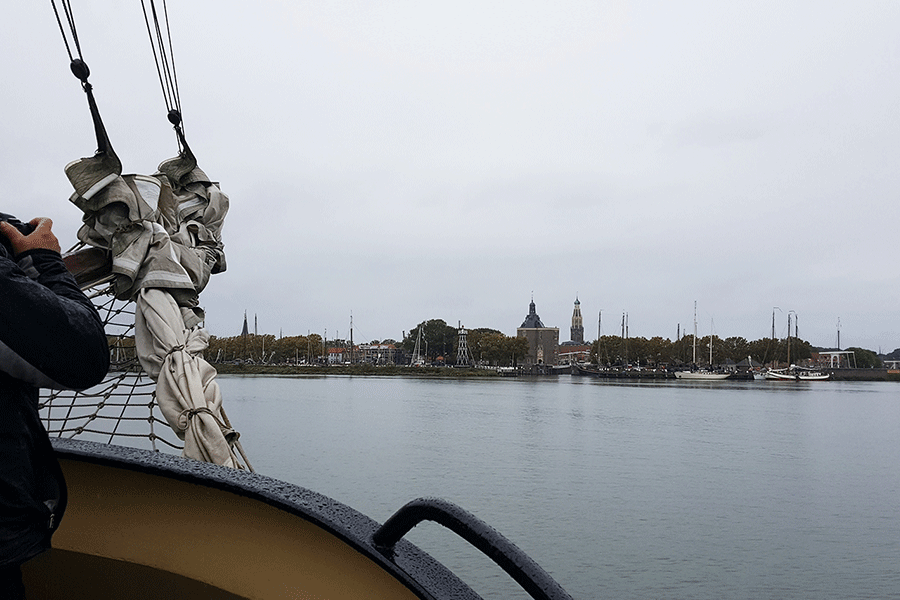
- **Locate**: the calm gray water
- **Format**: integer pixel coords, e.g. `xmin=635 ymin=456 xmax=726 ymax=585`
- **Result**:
xmin=217 ymin=374 xmax=900 ymax=600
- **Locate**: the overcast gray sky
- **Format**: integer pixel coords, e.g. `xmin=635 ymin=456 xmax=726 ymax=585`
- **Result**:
xmin=4 ymin=1 xmax=899 ymax=351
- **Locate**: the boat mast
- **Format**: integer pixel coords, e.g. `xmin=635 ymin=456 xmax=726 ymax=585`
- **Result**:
xmin=837 ymin=317 xmax=841 ymax=350
xmin=692 ymin=301 xmax=697 ymax=365
xmin=787 ymin=311 xmax=791 ymax=368
xmin=410 ymin=326 xmax=424 ymax=366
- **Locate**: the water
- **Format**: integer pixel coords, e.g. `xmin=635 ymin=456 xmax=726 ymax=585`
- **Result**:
xmin=216 ymin=374 xmax=900 ymax=600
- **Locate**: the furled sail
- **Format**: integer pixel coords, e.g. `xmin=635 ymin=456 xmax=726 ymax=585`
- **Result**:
xmin=64 ymin=150 xmax=247 ymax=469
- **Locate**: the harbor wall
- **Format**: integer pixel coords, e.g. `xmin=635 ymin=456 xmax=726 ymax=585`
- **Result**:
xmin=829 ymin=368 xmax=892 ymax=381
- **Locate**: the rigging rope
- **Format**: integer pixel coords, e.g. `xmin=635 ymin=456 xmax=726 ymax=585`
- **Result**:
xmin=141 ymin=0 xmax=192 ymax=155
xmin=50 ymin=0 xmax=83 ymax=64
xmin=49 ymin=0 xmax=116 ymax=158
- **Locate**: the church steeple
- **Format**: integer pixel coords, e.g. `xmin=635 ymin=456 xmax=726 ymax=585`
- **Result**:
xmin=570 ymin=297 xmax=584 ymax=344
xmin=241 ymin=310 xmax=249 ymax=337
xmin=520 ymin=296 xmax=545 ymax=328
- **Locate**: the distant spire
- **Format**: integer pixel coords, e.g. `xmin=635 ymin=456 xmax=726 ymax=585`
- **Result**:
xmin=241 ymin=311 xmax=249 ymax=337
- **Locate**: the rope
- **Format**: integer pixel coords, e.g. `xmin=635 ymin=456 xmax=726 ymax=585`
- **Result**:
xmin=175 ymin=407 xmax=228 ymax=435
xmin=51 ymin=1 xmax=193 ymax=162
xmin=49 ymin=0 xmax=83 ymax=65
xmin=141 ymin=0 xmax=189 ymax=151
xmin=49 ymin=0 xmax=116 ymax=157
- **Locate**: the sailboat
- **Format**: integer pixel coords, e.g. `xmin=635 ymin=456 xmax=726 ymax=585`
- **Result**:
xmin=675 ymin=303 xmax=730 ymax=380
xmin=410 ymin=326 xmax=426 ymax=366
xmin=763 ymin=311 xmax=831 ymax=381
xmin=764 ymin=366 xmax=831 ymax=381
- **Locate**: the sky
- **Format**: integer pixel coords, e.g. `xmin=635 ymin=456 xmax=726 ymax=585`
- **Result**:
xmin=3 ymin=1 xmax=900 ymax=352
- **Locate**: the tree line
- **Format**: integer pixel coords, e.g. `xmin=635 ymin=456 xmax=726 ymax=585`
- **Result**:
xmin=206 ymin=333 xmax=325 ymax=364
xmin=590 ymin=334 xmax=882 ymax=368
xmin=400 ymin=320 xmax=529 ymax=367
xmin=108 ymin=326 xmax=885 ymax=369
xmin=200 ymin=320 xmax=529 ymax=367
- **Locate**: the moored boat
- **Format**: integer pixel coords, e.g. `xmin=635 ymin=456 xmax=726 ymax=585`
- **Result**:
xmin=674 ymin=370 xmax=731 ymax=380
xmin=575 ymin=364 xmax=673 ymax=379
xmin=674 ymin=302 xmax=729 ymax=380
xmin=764 ymin=366 xmax=831 ymax=381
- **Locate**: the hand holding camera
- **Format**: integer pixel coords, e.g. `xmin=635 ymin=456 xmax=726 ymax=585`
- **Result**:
xmin=0 ymin=214 xmax=61 ymax=256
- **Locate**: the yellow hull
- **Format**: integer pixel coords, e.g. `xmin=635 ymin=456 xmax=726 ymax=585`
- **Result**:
xmin=23 ymin=439 xmax=572 ymax=600
xmin=22 ymin=440 xmax=451 ymax=599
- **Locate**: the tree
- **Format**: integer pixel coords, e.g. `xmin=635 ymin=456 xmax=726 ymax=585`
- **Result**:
xmin=748 ymin=337 xmax=778 ymax=366
xmin=469 ymin=331 xmax=526 ymax=366
xmin=481 ymin=333 xmax=506 ymax=365
xmin=884 ymin=348 xmax=900 ymax=361
xmin=402 ymin=319 xmax=458 ymax=363
xmin=847 ymin=347 xmax=882 ymax=368
xmin=643 ymin=336 xmax=674 ymax=366
xmin=468 ymin=328 xmax=502 ymax=364
xmin=722 ymin=336 xmax=751 ymax=362
xmin=591 ymin=335 xmax=626 ymax=366
xmin=672 ymin=334 xmax=695 ymax=365
xmin=271 ymin=335 xmax=313 ymax=363
xmin=508 ymin=336 xmax=530 ymax=366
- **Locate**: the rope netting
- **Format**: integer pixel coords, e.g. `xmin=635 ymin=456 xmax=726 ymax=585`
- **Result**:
xmin=39 ymin=284 xmax=184 ymax=454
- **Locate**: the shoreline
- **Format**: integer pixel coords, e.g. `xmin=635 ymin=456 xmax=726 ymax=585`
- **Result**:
xmin=211 ymin=363 xmax=505 ymax=377
xmin=210 ymin=363 xmax=899 ymax=381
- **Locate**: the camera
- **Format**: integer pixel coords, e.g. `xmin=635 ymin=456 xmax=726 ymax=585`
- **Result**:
xmin=0 ymin=212 xmax=35 ymax=256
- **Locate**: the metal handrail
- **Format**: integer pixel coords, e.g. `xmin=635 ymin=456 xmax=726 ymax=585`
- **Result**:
xmin=373 ymin=497 xmax=573 ymax=600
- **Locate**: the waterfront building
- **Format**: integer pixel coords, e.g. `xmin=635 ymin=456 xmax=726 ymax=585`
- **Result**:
xmin=558 ymin=344 xmax=591 ymax=365
xmin=357 ymin=343 xmax=399 ymax=365
xmin=327 ymin=347 xmax=347 ymax=364
xmin=517 ymin=298 xmax=559 ymax=366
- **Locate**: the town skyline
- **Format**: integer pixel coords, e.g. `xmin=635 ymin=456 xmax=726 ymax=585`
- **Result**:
xmin=226 ymin=294 xmax=881 ymax=355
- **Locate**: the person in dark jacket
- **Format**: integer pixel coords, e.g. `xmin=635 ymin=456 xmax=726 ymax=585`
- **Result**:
xmin=0 ymin=214 xmax=109 ymax=598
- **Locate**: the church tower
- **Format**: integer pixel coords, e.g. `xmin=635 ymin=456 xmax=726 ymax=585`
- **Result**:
xmin=516 ymin=297 xmax=559 ymax=366
xmin=570 ymin=297 xmax=584 ymax=344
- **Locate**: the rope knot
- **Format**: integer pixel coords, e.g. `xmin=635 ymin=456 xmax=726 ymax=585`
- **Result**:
xmin=175 ymin=406 xmax=214 ymax=432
